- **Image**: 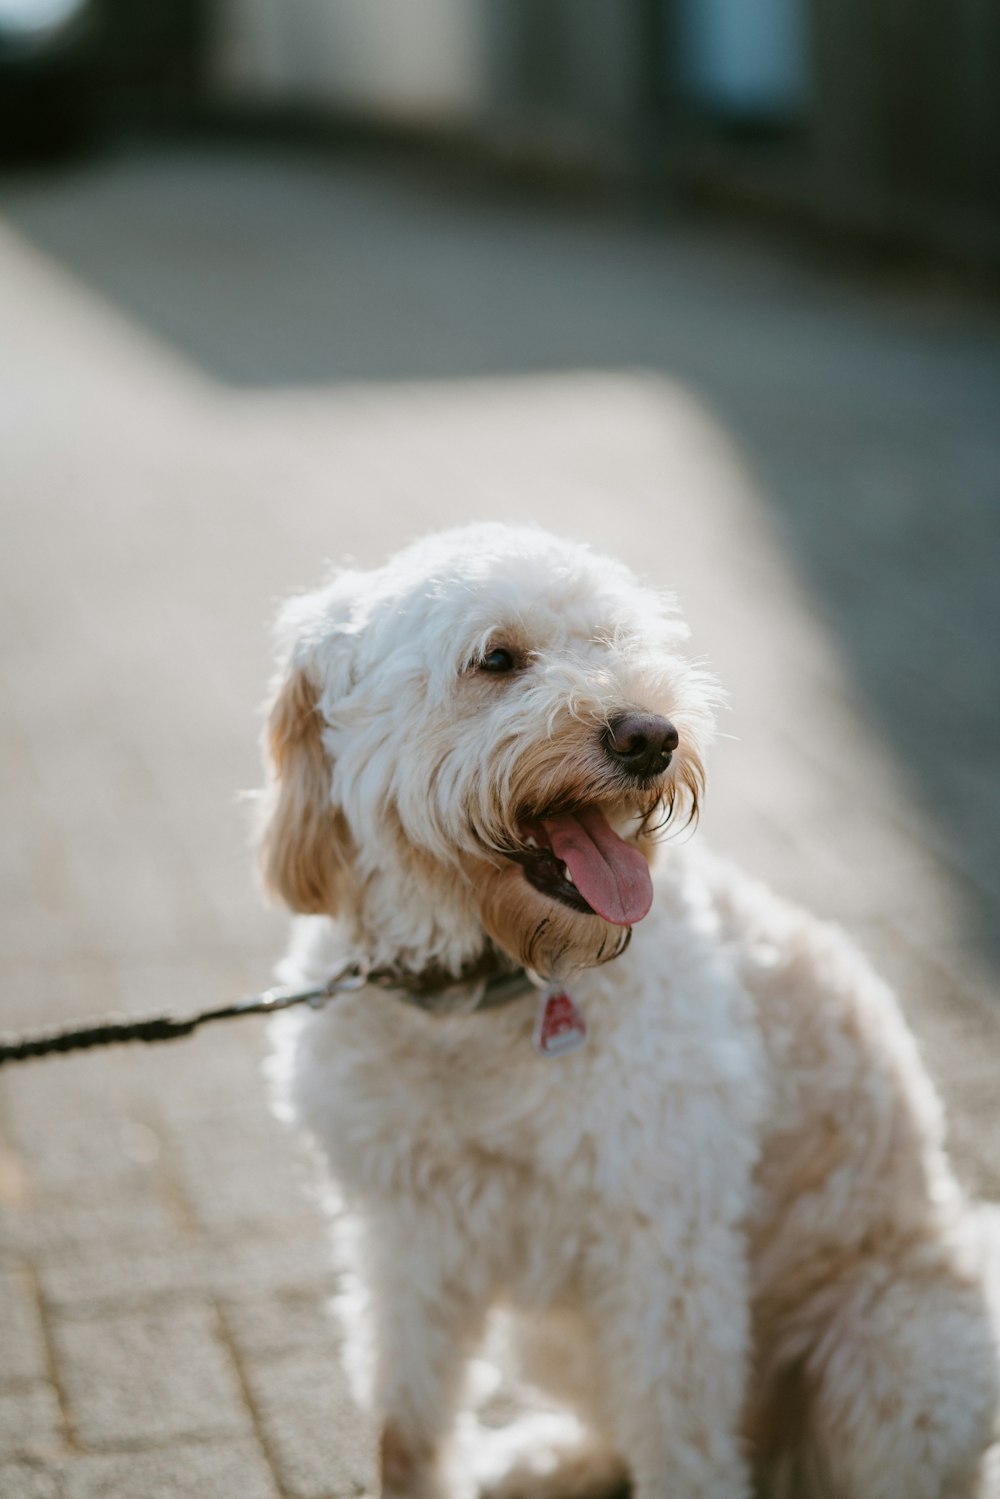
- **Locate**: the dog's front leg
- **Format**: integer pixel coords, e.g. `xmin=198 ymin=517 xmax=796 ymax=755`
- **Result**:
xmin=588 ymin=1222 xmax=752 ymax=1499
xmin=367 ymin=1210 xmax=486 ymax=1499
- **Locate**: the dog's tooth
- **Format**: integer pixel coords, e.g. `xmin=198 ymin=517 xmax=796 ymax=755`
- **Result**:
xmin=525 ymin=836 xmax=539 ymax=849
xmin=563 ymin=866 xmax=576 ymax=886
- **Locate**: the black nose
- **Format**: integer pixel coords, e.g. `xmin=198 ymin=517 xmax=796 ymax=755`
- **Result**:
xmin=604 ymin=713 xmax=679 ymax=779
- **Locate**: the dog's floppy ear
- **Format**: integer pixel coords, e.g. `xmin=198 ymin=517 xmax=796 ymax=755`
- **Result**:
xmin=257 ymin=586 xmax=358 ymax=916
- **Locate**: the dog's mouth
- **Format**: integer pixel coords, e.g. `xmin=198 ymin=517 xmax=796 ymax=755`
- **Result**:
xmin=507 ymin=805 xmax=653 ymax=926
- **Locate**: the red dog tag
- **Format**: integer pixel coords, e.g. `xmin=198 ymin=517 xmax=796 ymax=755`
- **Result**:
xmin=533 ymin=987 xmax=587 ymax=1058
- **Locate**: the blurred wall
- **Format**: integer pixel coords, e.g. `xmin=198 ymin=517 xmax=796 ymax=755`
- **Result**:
xmin=480 ymin=0 xmax=643 ymax=160
xmin=210 ymin=0 xmax=999 ymax=266
xmin=216 ymin=0 xmax=484 ymax=119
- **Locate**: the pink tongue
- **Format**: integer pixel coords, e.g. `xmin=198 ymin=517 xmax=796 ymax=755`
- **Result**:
xmin=542 ymin=807 xmax=653 ymax=926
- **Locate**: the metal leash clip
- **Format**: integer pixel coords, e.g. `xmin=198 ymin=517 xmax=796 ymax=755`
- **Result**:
xmin=315 ymin=960 xmax=370 ymax=1003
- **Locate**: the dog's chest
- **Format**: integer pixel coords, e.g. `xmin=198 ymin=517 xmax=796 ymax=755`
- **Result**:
xmin=293 ymin=957 xmax=764 ymax=1231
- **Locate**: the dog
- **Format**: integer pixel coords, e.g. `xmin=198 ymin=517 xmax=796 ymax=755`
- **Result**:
xmin=259 ymin=523 xmax=999 ymax=1499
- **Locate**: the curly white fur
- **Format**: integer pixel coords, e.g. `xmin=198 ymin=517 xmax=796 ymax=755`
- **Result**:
xmin=261 ymin=524 xmax=1000 ymax=1499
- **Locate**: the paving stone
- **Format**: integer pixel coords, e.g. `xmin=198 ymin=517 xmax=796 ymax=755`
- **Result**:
xmin=165 ymin=1107 xmax=324 ymax=1237
xmin=40 ymin=1237 xmax=335 ymax=1319
xmin=52 ymin=1305 xmax=250 ymax=1449
xmin=0 ymin=1271 xmax=48 ymax=1387
xmin=0 ymin=1076 xmax=167 ymax=1199
xmin=0 ymin=1139 xmax=31 ymax=1226
xmin=0 ymin=1462 xmax=61 ymax=1499
xmin=0 ymin=1385 xmax=62 ymax=1459
xmin=0 ymin=1197 xmax=179 ymax=1265
xmin=129 ymin=1025 xmax=270 ymax=1128
xmin=59 ymin=1441 xmax=281 ymax=1499
xmin=240 ymin=1347 xmax=375 ymax=1499
xmin=223 ymin=1291 xmax=344 ymax=1361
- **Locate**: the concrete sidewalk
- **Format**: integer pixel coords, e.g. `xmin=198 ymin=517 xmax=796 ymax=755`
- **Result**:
xmin=1 ymin=140 xmax=998 ymax=1498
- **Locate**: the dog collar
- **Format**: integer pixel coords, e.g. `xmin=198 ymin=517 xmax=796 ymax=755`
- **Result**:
xmin=333 ymin=957 xmax=587 ymax=1058
xmin=362 ymin=953 xmax=536 ymax=1015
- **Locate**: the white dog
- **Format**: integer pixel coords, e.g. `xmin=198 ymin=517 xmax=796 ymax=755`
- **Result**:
xmin=260 ymin=523 xmax=999 ymax=1499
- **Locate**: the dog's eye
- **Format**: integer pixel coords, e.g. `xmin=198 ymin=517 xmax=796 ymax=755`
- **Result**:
xmin=478 ymin=647 xmax=517 ymax=674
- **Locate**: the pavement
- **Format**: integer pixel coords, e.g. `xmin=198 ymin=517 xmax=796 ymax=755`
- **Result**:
xmin=0 ymin=136 xmax=998 ymax=1498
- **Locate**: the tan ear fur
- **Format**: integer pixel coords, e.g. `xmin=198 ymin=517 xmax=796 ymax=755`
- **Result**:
xmin=258 ymin=665 xmax=352 ymax=915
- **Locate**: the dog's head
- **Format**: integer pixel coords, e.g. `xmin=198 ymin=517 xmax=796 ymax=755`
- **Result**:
xmin=258 ymin=524 xmax=716 ymax=980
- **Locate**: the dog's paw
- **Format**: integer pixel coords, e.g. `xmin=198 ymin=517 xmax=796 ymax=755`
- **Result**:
xmin=479 ymin=1451 xmax=629 ymax=1499
xmin=380 ymin=1421 xmax=447 ymax=1499
xmin=472 ymin=1418 xmax=629 ymax=1499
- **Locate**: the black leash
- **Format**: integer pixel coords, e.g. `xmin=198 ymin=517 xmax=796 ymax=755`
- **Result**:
xmin=0 ymin=961 xmax=535 ymax=1068
xmin=0 ymin=965 xmax=369 ymax=1067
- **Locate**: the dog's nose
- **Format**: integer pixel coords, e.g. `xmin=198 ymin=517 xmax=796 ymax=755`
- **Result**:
xmin=604 ymin=713 xmax=679 ymax=779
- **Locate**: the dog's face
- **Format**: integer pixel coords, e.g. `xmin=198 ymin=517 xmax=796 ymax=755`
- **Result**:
xmin=258 ymin=525 xmax=715 ymax=980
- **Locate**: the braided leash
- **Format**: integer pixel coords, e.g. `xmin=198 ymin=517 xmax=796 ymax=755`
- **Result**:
xmin=0 ymin=960 xmax=535 ymax=1067
xmin=0 ymin=964 xmax=370 ymax=1067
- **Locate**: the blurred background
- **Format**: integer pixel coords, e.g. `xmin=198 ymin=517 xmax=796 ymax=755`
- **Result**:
xmin=1 ymin=5 xmax=998 ymax=1496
